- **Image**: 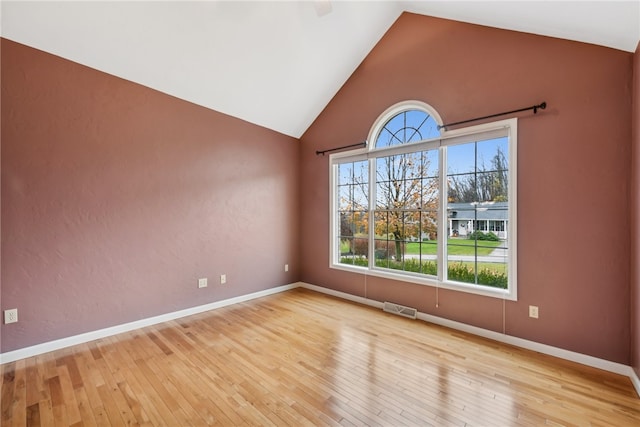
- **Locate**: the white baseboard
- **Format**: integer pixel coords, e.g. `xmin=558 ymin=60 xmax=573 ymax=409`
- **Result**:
xmin=631 ymin=368 xmax=640 ymax=397
xmin=301 ymin=282 xmax=385 ymax=309
xmin=3 ymin=280 xmax=639 ymax=399
xmin=0 ymin=282 xmax=300 ymax=365
xmin=299 ymin=282 xmax=640 ymax=398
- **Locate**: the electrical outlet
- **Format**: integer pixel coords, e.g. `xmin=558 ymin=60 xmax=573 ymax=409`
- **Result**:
xmin=529 ymin=305 xmax=539 ymax=319
xmin=285 ymin=264 xmax=289 ymax=272
xmin=220 ymin=274 xmax=227 ymax=284
xmin=198 ymin=278 xmax=208 ymax=288
xmin=4 ymin=309 xmax=18 ymax=324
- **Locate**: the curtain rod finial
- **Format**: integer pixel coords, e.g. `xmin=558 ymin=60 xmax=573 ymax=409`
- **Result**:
xmin=534 ymin=102 xmax=547 ymax=114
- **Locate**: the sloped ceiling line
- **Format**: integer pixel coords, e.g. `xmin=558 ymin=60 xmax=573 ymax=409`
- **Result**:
xmin=2 ymin=1 xmax=638 ymax=138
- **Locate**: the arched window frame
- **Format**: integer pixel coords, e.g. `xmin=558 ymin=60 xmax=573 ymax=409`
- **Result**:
xmin=329 ymin=101 xmax=517 ymax=301
xmin=367 ymin=100 xmax=445 ymax=150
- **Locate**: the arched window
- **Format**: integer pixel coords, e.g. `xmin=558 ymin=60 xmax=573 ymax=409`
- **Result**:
xmin=370 ymin=101 xmax=442 ymax=149
xmin=330 ymin=100 xmax=518 ymax=301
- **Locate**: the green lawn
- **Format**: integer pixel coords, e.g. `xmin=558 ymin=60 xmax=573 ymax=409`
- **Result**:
xmin=341 ymin=238 xmax=504 ymax=256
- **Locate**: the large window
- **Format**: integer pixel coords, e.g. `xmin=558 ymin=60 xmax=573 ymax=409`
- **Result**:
xmin=330 ymin=101 xmax=517 ymax=300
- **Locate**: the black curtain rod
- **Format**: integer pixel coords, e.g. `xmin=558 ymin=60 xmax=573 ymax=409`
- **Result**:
xmin=438 ymin=102 xmax=547 ymax=130
xmin=316 ymin=141 xmax=367 ymax=156
xmin=315 ymin=101 xmax=545 ymax=155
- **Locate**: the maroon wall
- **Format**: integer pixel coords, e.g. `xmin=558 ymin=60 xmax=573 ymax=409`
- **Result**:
xmin=1 ymin=39 xmax=300 ymax=352
xmin=632 ymin=42 xmax=640 ymax=378
xmin=300 ymin=13 xmax=633 ymax=363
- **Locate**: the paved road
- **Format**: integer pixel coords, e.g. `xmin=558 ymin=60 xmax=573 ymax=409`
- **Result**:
xmin=404 ymin=247 xmax=507 ymax=263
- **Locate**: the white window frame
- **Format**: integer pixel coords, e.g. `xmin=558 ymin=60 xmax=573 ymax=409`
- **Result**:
xmin=329 ymin=101 xmax=518 ymax=301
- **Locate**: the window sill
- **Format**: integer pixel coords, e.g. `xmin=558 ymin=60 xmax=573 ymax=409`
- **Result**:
xmin=330 ymin=263 xmax=516 ymax=301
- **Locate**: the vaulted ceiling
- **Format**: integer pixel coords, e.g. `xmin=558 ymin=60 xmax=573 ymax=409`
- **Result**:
xmin=2 ymin=1 xmax=639 ymax=138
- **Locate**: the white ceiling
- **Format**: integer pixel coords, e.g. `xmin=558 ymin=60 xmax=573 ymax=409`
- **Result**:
xmin=2 ymin=1 xmax=639 ymax=138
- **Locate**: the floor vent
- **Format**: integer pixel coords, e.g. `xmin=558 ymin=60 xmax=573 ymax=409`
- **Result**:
xmin=383 ymin=302 xmax=418 ymax=319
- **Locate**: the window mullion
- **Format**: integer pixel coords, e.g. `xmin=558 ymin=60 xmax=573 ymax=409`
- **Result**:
xmin=438 ymin=144 xmax=447 ymax=282
xmin=368 ymin=157 xmax=376 ymax=269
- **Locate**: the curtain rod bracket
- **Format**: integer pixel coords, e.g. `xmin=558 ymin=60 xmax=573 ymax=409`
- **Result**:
xmin=438 ymin=101 xmax=547 ymax=130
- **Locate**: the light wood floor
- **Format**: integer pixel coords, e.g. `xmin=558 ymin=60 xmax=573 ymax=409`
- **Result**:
xmin=2 ymin=288 xmax=640 ymax=426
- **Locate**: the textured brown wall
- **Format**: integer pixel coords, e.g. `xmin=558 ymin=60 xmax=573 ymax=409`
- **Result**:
xmin=632 ymin=41 xmax=640 ymax=377
xmin=1 ymin=39 xmax=300 ymax=352
xmin=300 ymin=13 xmax=633 ymax=363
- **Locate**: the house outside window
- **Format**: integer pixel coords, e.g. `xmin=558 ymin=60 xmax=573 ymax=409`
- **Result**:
xmin=330 ymin=101 xmax=518 ymax=300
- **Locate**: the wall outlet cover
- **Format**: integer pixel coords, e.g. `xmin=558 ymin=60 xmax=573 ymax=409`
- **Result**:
xmin=4 ymin=309 xmax=18 ymax=324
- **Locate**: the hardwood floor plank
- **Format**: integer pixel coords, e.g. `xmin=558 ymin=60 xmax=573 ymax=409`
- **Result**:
xmin=145 ymin=357 xmax=209 ymax=425
xmin=72 ymin=386 xmax=98 ymax=427
xmin=56 ymin=365 xmax=82 ymax=425
xmin=2 ymin=288 xmax=640 ymax=426
xmin=10 ymin=360 xmax=27 ymax=427
xmin=90 ymin=357 xmax=129 ymax=422
xmin=37 ymin=398 xmax=55 ymax=427
xmin=127 ymin=359 xmax=184 ymax=426
xmin=69 ymin=351 xmax=106 ymax=419
xmin=166 ymin=354 xmax=248 ymax=425
xmin=113 ymin=364 xmax=169 ymax=426
xmin=25 ymin=357 xmax=43 ymax=408
xmin=25 ymin=402 xmax=40 ymax=427
xmin=1 ymin=362 xmax=16 ymax=424
xmin=51 ymin=404 xmax=68 ymax=427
